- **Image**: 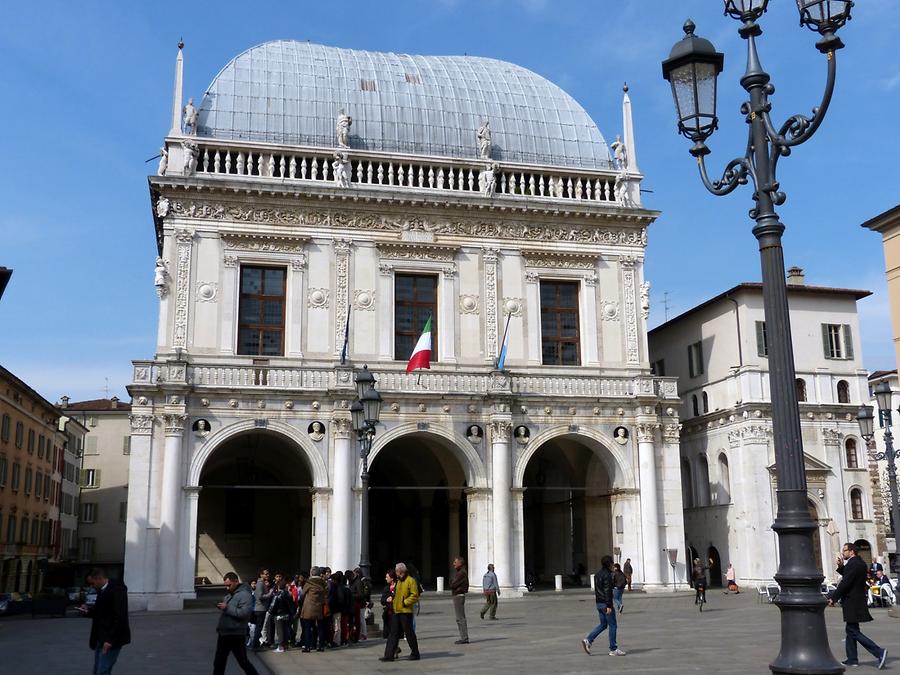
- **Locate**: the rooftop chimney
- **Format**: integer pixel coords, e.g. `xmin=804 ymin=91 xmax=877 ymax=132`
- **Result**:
xmin=786 ymin=266 xmax=805 ymax=286
xmin=110 ymin=396 xmax=119 ymax=408
xmin=59 ymin=395 xmax=69 ymax=408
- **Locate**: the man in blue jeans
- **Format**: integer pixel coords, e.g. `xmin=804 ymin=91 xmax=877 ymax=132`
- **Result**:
xmin=78 ymin=568 xmax=131 ymax=675
xmin=828 ymin=542 xmax=888 ymax=669
xmin=581 ymin=555 xmax=626 ymax=657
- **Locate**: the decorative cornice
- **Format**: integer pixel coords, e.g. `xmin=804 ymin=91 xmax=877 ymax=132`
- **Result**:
xmin=378 ymin=242 xmax=458 ymax=262
xmin=221 ymin=232 xmax=306 ymax=254
xmin=728 ymin=424 xmax=771 ymax=447
xmin=164 ymin=198 xmax=648 ymax=245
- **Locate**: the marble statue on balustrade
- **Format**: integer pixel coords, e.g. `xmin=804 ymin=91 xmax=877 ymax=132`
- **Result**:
xmin=614 ymin=171 xmax=633 ymax=207
xmin=478 ymin=162 xmax=498 ymax=197
xmin=336 ymin=110 xmax=352 ymax=148
xmin=332 ymin=151 xmax=351 ymax=188
xmin=157 ymin=146 xmax=168 ymax=176
xmin=183 ymin=98 xmax=198 ymax=135
xmin=611 ymin=134 xmax=627 ymax=170
xmin=182 ymin=141 xmax=199 ymax=175
xmin=467 ymin=425 xmax=483 ymax=444
xmin=308 ymin=421 xmax=325 ymax=442
xmin=477 ymin=120 xmax=492 ymax=159
xmin=154 ymin=257 xmax=169 ymax=298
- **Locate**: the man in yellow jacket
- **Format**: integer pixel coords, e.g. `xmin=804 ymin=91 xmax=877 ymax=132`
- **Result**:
xmin=380 ymin=562 xmax=421 ymax=661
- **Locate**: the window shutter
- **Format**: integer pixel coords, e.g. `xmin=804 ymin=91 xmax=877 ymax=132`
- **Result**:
xmin=755 ymin=321 xmax=766 ymax=356
xmin=697 ymin=342 xmax=704 ymax=375
xmin=821 ymin=324 xmax=831 ymax=358
xmin=86 ymin=436 xmax=98 ymax=454
xmin=95 ymin=469 xmax=101 ymax=487
xmin=688 ymin=345 xmax=695 ymax=378
xmin=123 ymin=436 xmax=131 ymax=454
xmin=78 ymin=469 xmax=86 ymax=487
xmin=843 ymin=325 xmax=854 ymax=359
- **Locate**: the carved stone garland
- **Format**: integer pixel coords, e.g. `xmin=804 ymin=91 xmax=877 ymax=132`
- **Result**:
xmin=173 ymin=229 xmax=194 ymax=349
xmin=334 ymin=240 xmax=351 ymax=354
xmin=620 ymin=256 xmax=639 ymax=365
xmin=484 ymin=248 xmax=500 ymax=359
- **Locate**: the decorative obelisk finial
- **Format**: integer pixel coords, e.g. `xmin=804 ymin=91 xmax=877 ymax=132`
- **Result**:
xmin=622 ymin=81 xmax=638 ymax=174
xmin=169 ymin=39 xmax=185 ymax=136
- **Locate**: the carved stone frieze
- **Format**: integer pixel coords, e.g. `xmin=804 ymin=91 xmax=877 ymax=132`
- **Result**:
xmin=822 ymin=428 xmax=844 ymax=446
xmin=484 ymin=248 xmax=499 ymax=358
xmin=622 ymin=261 xmax=639 ymax=364
xmin=173 ymin=230 xmax=193 ymax=349
xmin=221 ymin=232 xmax=306 ymax=254
xmin=129 ymin=414 xmax=154 ymax=436
xmin=522 ymin=250 xmax=597 ymax=270
xmin=334 ymin=240 xmax=351 ymax=352
xmin=378 ymin=242 xmax=458 ymax=262
xmin=729 ymin=424 xmax=771 ymax=447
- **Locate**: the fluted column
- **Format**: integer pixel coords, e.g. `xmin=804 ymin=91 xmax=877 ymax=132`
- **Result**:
xmin=158 ymin=413 xmax=186 ymax=596
xmin=637 ymin=423 xmax=662 ymax=585
xmin=330 ymin=416 xmax=354 ymax=571
xmin=123 ymin=413 xmax=155 ymax=604
xmin=448 ymin=500 xmax=461 ymax=561
xmin=490 ymin=417 xmax=513 ymax=590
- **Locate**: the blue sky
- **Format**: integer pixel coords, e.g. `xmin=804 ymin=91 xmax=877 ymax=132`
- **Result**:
xmin=1 ymin=0 xmax=897 ymax=402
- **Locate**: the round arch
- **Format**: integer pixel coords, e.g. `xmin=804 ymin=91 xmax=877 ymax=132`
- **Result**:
xmin=365 ymin=422 xmax=488 ymax=488
xmin=187 ymin=419 xmax=329 ymax=488
xmin=513 ymin=425 xmax=636 ymax=489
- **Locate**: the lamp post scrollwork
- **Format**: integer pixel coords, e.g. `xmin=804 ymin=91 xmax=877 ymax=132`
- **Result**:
xmin=351 ymin=365 xmax=382 ymax=582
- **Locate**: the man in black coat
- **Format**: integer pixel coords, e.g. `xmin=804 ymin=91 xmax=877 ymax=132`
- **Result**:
xmin=79 ymin=568 xmax=131 ymax=674
xmin=581 ymin=555 xmax=625 ymax=657
xmin=828 ymin=542 xmax=888 ymax=669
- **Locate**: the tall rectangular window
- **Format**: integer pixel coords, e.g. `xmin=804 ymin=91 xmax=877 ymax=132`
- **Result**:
xmin=651 ymin=359 xmax=666 ymax=376
xmin=0 ymin=414 xmax=9 ymax=443
xmin=81 ymin=502 xmax=97 ymax=524
xmin=237 ymin=266 xmax=286 ymax=356
xmin=755 ymin=321 xmax=768 ymax=357
xmin=394 ymin=274 xmax=438 ymax=361
xmin=27 ymin=429 xmax=35 ymax=454
xmin=822 ymin=323 xmax=853 ymax=360
xmin=688 ymin=341 xmax=704 ymax=378
xmin=0 ymin=456 xmax=6 ymax=487
xmin=540 ymin=280 xmax=581 ymax=366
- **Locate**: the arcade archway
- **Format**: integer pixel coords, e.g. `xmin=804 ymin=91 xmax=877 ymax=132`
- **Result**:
xmin=196 ymin=430 xmax=313 ymax=583
xmin=368 ymin=432 xmax=469 ymax=586
xmin=522 ymin=436 xmax=614 ymax=587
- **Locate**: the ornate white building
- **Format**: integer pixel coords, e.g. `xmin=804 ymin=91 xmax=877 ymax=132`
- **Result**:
xmin=125 ymin=40 xmax=684 ymax=611
xmin=648 ymin=270 xmax=883 ymax=586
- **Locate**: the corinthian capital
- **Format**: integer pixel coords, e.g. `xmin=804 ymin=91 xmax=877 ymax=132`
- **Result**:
xmin=490 ymin=420 xmax=511 ymax=443
xmin=331 ymin=416 xmax=353 ymax=440
xmin=636 ymin=423 xmax=658 ymax=443
xmin=163 ymin=413 xmax=187 ymax=435
xmin=129 ymin=414 xmax=154 ymax=436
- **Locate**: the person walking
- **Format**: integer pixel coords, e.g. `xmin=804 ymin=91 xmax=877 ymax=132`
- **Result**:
xmin=300 ymin=567 xmax=328 ymax=653
xmin=380 ymin=562 xmax=421 ymax=662
xmin=612 ymin=563 xmax=627 ymax=613
xmin=79 ymin=568 xmax=131 ymax=675
xmin=213 ymin=572 xmax=260 ymax=675
xmin=623 ymin=558 xmax=633 ymax=592
xmin=828 ymin=542 xmax=888 ymax=669
xmin=692 ymin=558 xmax=712 ymax=607
xmin=450 ymin=557 xmax=470 ymax=644
xmin=724 ymin=563 xmax=740 ymax=594
xmin=480 ymin=563 xmax=500 ymax=620
xmin=581 ymin=555 xmax=626 ymax=657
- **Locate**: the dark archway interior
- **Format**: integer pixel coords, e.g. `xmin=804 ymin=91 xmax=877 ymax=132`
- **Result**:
xmin=708 ymin=546 xmax=722 ymax=587
xmin=197 ymin=431 xmax=313 ymax=584
xmin=808 ymin=500 xmax=824 ymax=574
xmin=368 ymin=434 xmax=468 ymax=586
xmin=523 ymin=436 xmax=612 ymax=587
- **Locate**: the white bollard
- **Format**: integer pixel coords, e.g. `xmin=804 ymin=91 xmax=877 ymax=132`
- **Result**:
xmin=590 ymin=574 xmax=595 ymax=591
xmin=555 ymin=574 xmax=563 ymax=591
xmin=436 ymin=576 xmax=445 ymax=593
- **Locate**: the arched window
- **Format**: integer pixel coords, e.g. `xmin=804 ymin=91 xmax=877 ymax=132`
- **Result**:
xmin=702 ymin=391 xmax=710 ymax=414
xmin=845 ymin=438 xmax=858 ymax=469
xmin=718 ymin=453 xmax=731 ymax=504
xmin=681 ymin=459 xmax=694 ymax=508
xmin=697 ymin=455 xmax=711 ymax=507
xmin=837 ymin=380 xmax=850 ymax=404
xmin=692 ymin=395 xmax=699 ymax=417
xmin=796 ymin=378 xmax=807 ymax=402
xmin=850 ymin=488 xmax=864 ymax=520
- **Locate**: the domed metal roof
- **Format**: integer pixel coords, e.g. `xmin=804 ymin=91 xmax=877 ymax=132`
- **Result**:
xmin=197 ymin=40 xmax=612 ymax=170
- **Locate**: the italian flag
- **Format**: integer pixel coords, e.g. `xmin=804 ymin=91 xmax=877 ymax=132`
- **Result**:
xmin=406 ymin=316 xmax=432 ymax=373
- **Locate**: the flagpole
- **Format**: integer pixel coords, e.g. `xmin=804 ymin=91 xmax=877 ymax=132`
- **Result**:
xmin=496 ymin=312 xmax=512 ymax=369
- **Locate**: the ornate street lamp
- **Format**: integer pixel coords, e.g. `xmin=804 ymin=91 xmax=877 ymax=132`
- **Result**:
xmin=0 ymin=267 xmax=11 ymax=301
xmin=352 ymin=366 xmax=382 ymax=582
xmin=858 ymin=381 xmax=900 ymax=579
xmin=662 ymin=2 xmax=853 ymax=672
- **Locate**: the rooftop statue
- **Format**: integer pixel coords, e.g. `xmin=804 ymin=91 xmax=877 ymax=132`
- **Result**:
xmin=478 ymin=162 xmax=498 ymax=197
xmin=332 ymin=151 xmax=351 ymax=188
xmin=182 ymin=141 xmax=199 ymax=175
xmin=477 ymin=120 xmax=492 ymax=159
xmin=183 ymin=98 xmax=198 ymax=135
xmin=336 ymin=110 xmax=352 ymax=148
xmin=157 ymin=146 xmax=168 ymax=176
xmin=611 ymin=134 xmax=627 ymax=170
xmin=154 ymin=257 xmax=169 ymax=298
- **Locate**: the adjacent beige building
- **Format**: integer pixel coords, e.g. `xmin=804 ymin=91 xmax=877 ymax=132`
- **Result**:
xmin=862 ymin=205 xmax=900 ymax=369
xmin=59 ymin=397 xmax=132 ymax=579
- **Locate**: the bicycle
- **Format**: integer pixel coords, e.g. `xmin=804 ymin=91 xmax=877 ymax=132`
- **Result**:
xmin=695 ymin=584 xmax=707 ymax=612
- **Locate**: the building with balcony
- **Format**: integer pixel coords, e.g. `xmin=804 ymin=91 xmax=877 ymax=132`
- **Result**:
xmin=60 ymin=397 xmax=132 ymax=579
xmin=126 ymin=40 xmax=684 ymax=610
xmin=0 ymin=365 xmax=67 ymax=592
xmin=648 ymin=269 xmax=882 ymax=585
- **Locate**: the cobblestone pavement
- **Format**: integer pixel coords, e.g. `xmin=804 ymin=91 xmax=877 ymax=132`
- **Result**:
xmin=0 ymin=590 xmax=896 ymax=674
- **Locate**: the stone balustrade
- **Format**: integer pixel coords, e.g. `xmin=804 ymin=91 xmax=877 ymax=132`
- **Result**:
xmin=132 ymin=360 xmax=678 ymax=400
xmin=172 ymin=138 xmax=627 ymax=206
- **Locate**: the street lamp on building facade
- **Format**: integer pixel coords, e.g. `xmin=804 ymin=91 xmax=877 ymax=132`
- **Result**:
xmin=662 ymin=2 xmax=853 ymax=672
xmin=857 ymin=381 xmax=900 ymax=577
xmin=351 ymin=365 xmax=382 ymax=582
